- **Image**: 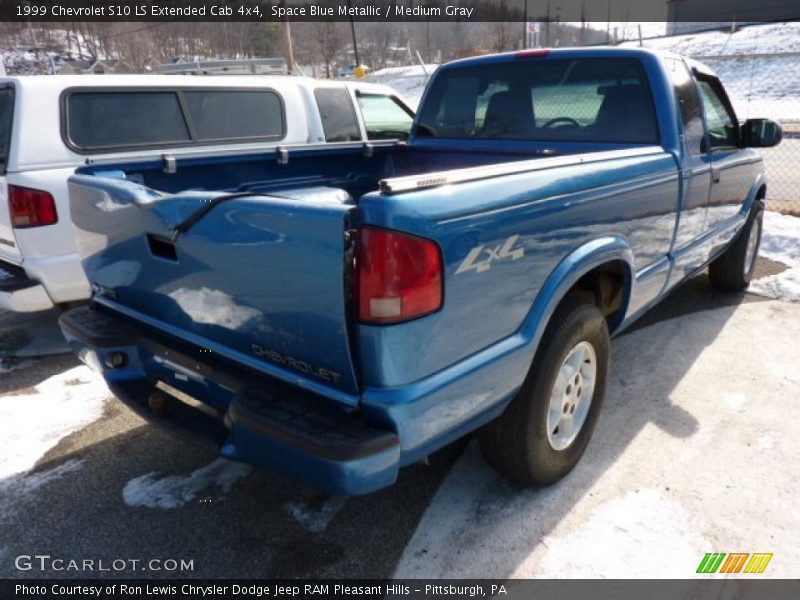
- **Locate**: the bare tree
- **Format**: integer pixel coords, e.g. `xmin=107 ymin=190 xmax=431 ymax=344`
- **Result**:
xmin=315 ymin=21 xmax=347 ymax=78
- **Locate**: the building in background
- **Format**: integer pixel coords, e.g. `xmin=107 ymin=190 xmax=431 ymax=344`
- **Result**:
xmin=667 ymin=0 xmax=800 ymax=35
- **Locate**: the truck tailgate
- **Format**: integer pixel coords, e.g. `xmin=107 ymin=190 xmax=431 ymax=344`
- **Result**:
xmin=68 ymin=174 xmax=360 ymax=404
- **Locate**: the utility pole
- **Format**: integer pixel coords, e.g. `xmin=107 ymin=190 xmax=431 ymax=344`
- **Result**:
xmin=606 ymin=0 xmax=612 ymax=44
xmin=347 ymin=0 xmax=361 ymax=72
xmin=523 ymin=0 xmax=528 ymax=49
xmin=545 ymin=0 xmax=551 ymax=47
xmin=427 ymin=21 xmax=432 ymax=63
xmin=281 ymin=0 xmax=295 ymax=74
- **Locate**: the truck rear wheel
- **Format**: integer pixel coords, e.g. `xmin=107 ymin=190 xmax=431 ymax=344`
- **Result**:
xmin=479 ymin=296 xmax=610 ymax=486
xmin=708 ymin=203 xmax=764 ymax=292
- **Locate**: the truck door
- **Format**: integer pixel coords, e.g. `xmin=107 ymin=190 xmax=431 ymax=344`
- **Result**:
xmin=668 ymin=58 xmax=712 ymax=270
xmin=696 ymin=74 xmax=751 ymax=231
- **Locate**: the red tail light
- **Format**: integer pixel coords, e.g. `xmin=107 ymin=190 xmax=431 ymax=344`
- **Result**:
xmin=356 ymin=226 xmax=443 ymax=324
xmin=8 ymin=185 xmax=57 ymax=228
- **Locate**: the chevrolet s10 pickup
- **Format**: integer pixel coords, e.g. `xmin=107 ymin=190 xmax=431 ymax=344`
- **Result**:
xmin=60 ymin=48 xmax=781 ymax=494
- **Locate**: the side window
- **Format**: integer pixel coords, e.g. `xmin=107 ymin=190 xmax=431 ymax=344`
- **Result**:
xmin=0 ymin=86 xmax=14 ymax=174
xmin=314 ymin=88 xmax=362 ymax=143
xmin=666 ymin=59 xmax=704 ymax=155
xmin=183 ymin=91 xmax=284 ymax=141
xmin=67 ymin=92 xmax=191 ymax=150
xmin=355 ymin=94 xmax=414 ymax=140
xmin=697 ymin=78 xmax=738 ymax=149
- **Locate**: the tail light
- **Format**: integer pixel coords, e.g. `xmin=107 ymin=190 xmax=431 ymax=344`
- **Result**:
xmin=356 ymin=226 xmax=443 ymax=324
xmin=8 ymin=185 xmax=57 ymax=228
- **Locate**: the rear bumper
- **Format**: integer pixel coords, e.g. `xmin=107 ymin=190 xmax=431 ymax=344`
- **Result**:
xmin=0 ymin=262 xmax=54 ymax=312
xmin=59 ymin=305 xmax=401 ymax=495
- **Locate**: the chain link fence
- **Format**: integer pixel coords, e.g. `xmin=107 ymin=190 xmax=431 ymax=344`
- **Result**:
xmin=692 ymin=52 xmax=800 ymax=216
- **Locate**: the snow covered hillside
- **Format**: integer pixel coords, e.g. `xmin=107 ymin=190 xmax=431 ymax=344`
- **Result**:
xmin=365 ymin=64 xmax=439 ymax=109
xmin=369 ymin=23 xmax=800 ymax=120
xmin=623 ymin=22 xmax=800 ymax=121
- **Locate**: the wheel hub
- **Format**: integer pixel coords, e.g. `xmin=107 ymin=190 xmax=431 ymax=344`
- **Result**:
xmin=547 ymin=341 xmax=597 ymax=451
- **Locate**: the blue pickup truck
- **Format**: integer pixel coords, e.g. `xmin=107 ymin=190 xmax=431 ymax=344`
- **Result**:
xmin=60 ymin=48 xmax=781 ymax=494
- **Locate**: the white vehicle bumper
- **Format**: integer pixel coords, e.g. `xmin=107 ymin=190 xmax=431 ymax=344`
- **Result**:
xmin=0 ymin=262 xmax=55 ymax=312
xmin=0 ymin=283 xmax=54 ymax=312
xmin=0 ymin=253 xmax=90 ymax=313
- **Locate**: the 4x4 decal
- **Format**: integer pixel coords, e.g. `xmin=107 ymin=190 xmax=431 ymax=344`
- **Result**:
xmin=455 ymin=235 xmax=525 ymax=274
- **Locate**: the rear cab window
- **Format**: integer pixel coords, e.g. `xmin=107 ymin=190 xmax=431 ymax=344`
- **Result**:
xmin=355 ymin=93 xmax=414 ymax=140
xmin=416 ymin=57 xmax=659 ymax=144
xmin=314 ymin=88 xmax=362 ymax=142
xmin=0 ymin=85 xmax=15 ymax=174
xmin=64 ymin=88 xmax=285 ymax=153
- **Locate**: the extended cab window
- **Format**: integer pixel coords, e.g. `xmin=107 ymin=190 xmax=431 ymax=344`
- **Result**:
xmin=666 ymin=58 xmax=704 ymax=155
xmin=184 ymin=91 xmax=283 ymax=141
xmin=417 ymin=58 xmax=658 ymax=144
xmin=315 ymin=88 xmax=362 ymax=142
xmin=356 ymin=94 xmax=414 ymax=140
xmin=697 ymin=78 xmax=738 ymax=149
xmin=67 ymin=92 xmax=191 ymax=150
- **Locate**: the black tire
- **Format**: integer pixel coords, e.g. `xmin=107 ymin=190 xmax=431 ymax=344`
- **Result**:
xmin=708 ymin=202 xmax=764 ymax=292
xmin=479 ymin=296 xmax=610 ymax=486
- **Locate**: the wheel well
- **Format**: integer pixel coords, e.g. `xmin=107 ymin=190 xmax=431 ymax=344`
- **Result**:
xmin=566 ymin=261 xmax=628 ymax=325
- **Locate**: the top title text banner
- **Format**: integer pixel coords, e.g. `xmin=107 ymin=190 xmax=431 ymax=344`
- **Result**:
xmin=7 ymin=0 xmax=800 ymax=23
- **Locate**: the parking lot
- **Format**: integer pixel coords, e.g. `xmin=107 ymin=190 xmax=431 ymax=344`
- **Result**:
xmin=2 ymin=260 xmax=798 ymax=579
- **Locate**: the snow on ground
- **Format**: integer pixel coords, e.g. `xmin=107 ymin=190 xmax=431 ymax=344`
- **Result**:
xmin=751 ymin=211 xmax=800 ymax=302
xmin=0 ymin=460 xmax=84 ymax=522
xmin=0 ymin=365 xmax=109 ymax=480
xmin=365 ymin=64 xmax=439 ymax=109
xmin=0 ymin=359 xmax=33 ymax=375
xmin=122 ymin=458 xmax=251 ymax=509
xmin=284 ymin=496 xmax=348 ymax=533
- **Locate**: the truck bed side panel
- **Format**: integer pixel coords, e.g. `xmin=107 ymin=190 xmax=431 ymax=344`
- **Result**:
xmin=357 ymin=151 xmax=679 ymax=389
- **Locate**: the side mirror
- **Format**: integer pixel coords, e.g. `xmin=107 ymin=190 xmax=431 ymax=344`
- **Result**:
xmin=741 ymin=118 xmax=782 ymax=148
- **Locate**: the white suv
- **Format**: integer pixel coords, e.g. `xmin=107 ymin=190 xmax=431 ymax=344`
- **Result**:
xmin=0 ymin=75 xmax=414 ymax=355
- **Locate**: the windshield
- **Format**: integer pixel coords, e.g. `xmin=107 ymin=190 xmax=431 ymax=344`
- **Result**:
xmin=416 ymin=57 xmax=659 ymax=144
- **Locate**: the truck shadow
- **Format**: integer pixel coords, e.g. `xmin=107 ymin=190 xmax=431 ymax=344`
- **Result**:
xmin=0 ymin=273 xmax=770 ymax=579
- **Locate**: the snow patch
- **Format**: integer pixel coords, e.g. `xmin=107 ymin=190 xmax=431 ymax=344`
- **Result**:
xmin=751 ymin=211 xmax=800 ymax=303
xmin=169 ymin=287 xmax=261 ymax=329
xmin=751 ymin=269 xmax=800 ymax=303
xmin=0 ymin=366 xmax=109 ymax=480
xmin=366 ymin=64 xmax=439 ymax=109
xmin=760 ymin=211 xmax=800 ymax=266
xmin=122 ymin=459 xmax=251 ymax=509
xmin=284 ymin=496 xmax=348 ymax=533
xmin=0 ymin=359 xmax=34 ymax=375
xmin=0 ymin=460 xmax=84 ymax=522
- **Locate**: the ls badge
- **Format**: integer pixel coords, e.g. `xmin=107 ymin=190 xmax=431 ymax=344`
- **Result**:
xmin=456 ymin=235 xmax=525 ymax=274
